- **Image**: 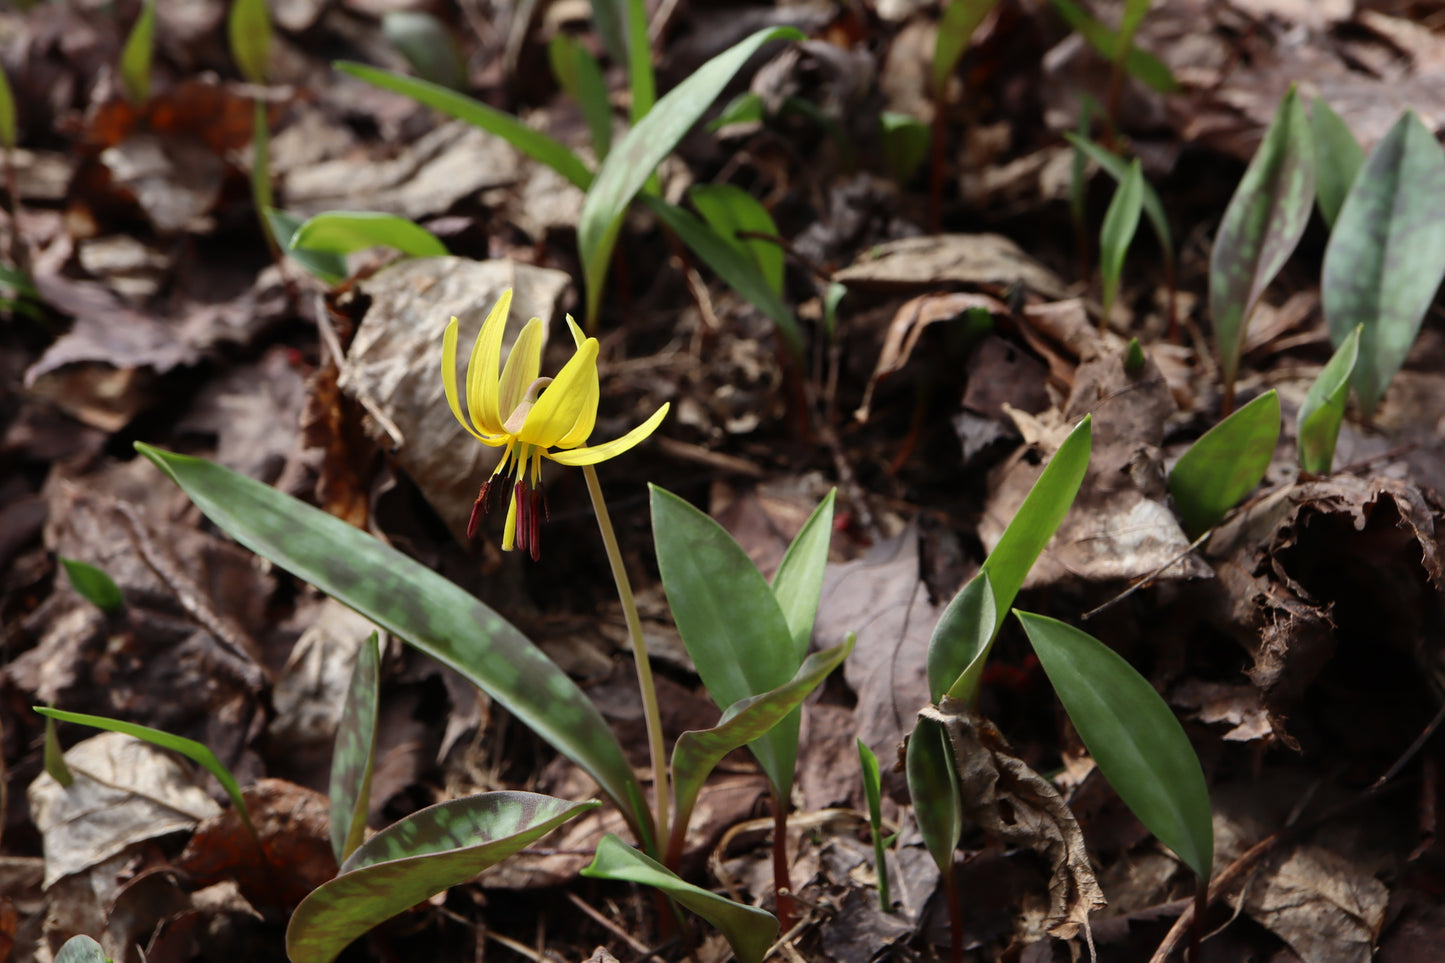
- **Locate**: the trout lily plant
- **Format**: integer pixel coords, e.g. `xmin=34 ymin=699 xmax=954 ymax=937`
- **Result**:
xmin=443 ymin=289 xmax=668 ymax=558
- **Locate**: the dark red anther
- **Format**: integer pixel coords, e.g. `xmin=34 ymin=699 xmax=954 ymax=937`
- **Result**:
xmin=466 ymin=483 xmax=488 ymax=539
xmin=527 ymin=487 xmax=543 ymax=561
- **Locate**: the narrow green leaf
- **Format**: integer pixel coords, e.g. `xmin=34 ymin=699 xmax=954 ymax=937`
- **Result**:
xmin=650 ymin=484 xmax=798 ymax=797
xmin=1167 ymin=389 xmax=1280 ymax=537
xmin=583 ymin=835 xmax=779 ymax=963
xmin=1209 ymin=86 xmax=1314 ymax=392
xmin=670 ymin=638 xmax=853 ymax=843
xmin=290 ymin=211 xmax=448 ymax=259
xmin=1310 ymin=97 xmax=1363 ymax=230
xmin=708 ymin=92 xmax=765 ymax=132
xmin=549 ymin=33 xmax=613 ymax=159
xmin=979 ymin=416 xmax=1092 ymax=632
xmin=1322 ymin=109 xmax=1445 ymax=416
xmin=119 ymin=0 xmax=157 ymax=104
xmin=642 ymin=195 xmax=803 ymax=360
xmin=43 ymin=713 xmax=73 ymax=788
xmin=905 ymin=716 xmax=961 ymax=874
xmin=879 ymin=111 xmax=930 ymax=184
xmin=926 ymin=572 xmax=996 ymax=704
xmin=1064 ymin=133 xmax=1173 ymax=273
xmin=933 ymin=0 xmax=1000 ymax=95
xmin=1118 ymin=0 xmax=1152 ymax=48
xmin=1124 ymin=337 xmax=1146 ymax=373
xmin=335 ymin=62 xmax=593 ymax=190
xmin=1068 ymin=105 xmax=1093 ymax=235
xmin=1017 ymin=612 xmax=1212 ymax=876
xmin=55 ymin=935 xmax=109 ymax=963
xmin=1099 ymin=158 xmax=1144 ymax=321
xmin=134 ymin=444 xmax=653 ymax=850
xmin=770 ymin=490 xmax=836 ymax=663
xmin=577 ymin=26 xmax=804 ymax=328
xmin=689 ymin=183 xmax=785 ymax=296
xmin=289 ymin=793 xmax=597 ymax=963
xmin=330 ymin=632 xmax=381 ymax=864
xmin=1048 ymin=0 xmax=1177 ymax=93
xmin=623 ymin=0 xmax=655 ymax=121
xmin=59 ymin=558 xmax=124 ymax=612
xmin=383 ymin=11 xmax=467 ymax=90
xmin=857 ymin=739 xmax=891 ymax=911
xmin=1298 ymin=325 xmax=1360 ymax=475
xmin=34 ymin=707 xmax=253 ymax=835
xmin=0 ymin=64 xmax=14 ymax=149
xmin=228 ymin=0 xmax=272 ymax=85
xmin=266 ymin=208 xmax=347 ymax=285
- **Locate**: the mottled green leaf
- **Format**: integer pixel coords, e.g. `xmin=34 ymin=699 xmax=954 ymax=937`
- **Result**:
xmin=1322 ymin=110 xmax=1445 ymax=416
xmin=119 ymin=0 xmax=157 ymax=104
xmin=1310 ymin=97 xmax=1363 ymax=230
xmin=979 ymin=416 xmax=1092 ymax=631
xmin=583 ymin=835 xmax=779 ymax=963
xmin=689 ymin=183 xmax=785 ymax=296
xmin=289 ymin=792 xmax=597 ymax=963
xmin=43 ymin=712 xmax=72 ymax=788
xmin=905 ymin=716 xmax=961 ymax=873
xmin=1065 ymin=133 xmax=1173 ymax=273
xmin=1099 ymin=158 xmax=1144 ymax=321
xmin=0 ymin=64 xmax=14 ymax=150
xmin=35 ymin=707 xmax=252 ymax=836
xmin=383 ymin=11 xmax=466 ymax=90
xmin=857 ymin=739 xmax=891 ymax=911
xmin=335 ymin=63 xmax=593 ymax=190
xmin=879 ymin=111 xmax=930 ymax=184
xmin=642 ymin=195 xmax=802 ymax=359
xmin=266 ymin=208 xmax=347 ymax=285
xmin=1048 ymin=0 xmax=1177 ymax=93
xmin=669 ymin=637 xmax=852 ymax=851
xmin=134 ymin=444 xmax=652 ymax=849
xmin=55 ymin=935 xmax=109 ymax=963
xmin=770 ymin=490 xmax=836 ymax=663
xmin=1298 ymin=325 xmax=1360 ymax=475
xmin=932 ymin=0 xmax=1000 ymax=94
xmin=290 ymin=211 xmax=448 ymax=259
xmin=330 ymin=632 xmax=380 ymax=864
xmin=228 ymin=0 xmax=272 ymax=85
xmin=650 ymin=484 xmax=798 ymax=797
xmin=586 ymin=0 xmax=627 ymax=66
xmin=549 ymin=33 xmax=613 ymax=159
xmin=926 ymin=572 xmax=996 ymax=704
xmin=1209 ymin=86 xmax=1314 ymax=392
xmin=577 ymin=26 xmax=803 ymax=328
xmin=59 ymin=558 xmax=124 ymax=612
xmin=1017 ymin=612 xmax=1212 ymax=876
xmin=1167 ymin=389 xmax=1280 ymax=537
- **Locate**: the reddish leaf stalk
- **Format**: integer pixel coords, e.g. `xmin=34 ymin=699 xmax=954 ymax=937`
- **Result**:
xmin=771 ymin=787 xmax=796 ymax=933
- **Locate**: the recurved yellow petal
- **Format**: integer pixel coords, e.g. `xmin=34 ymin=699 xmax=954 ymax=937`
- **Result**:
xmin=554 ymin=359 xmax=599 ymax=449
xmin=498 ymin=317 xmax=544 ymax=420
xmin=468 ymin=291 xmax=513 ymax=434
xmin=443 ymin=317 xmax=487 ymax=441
xmin=547 ymin=402 xmax=669 ymax=466
xmin=520 ymin=339 xmax=599 ymax=448
xmin=565 ymin=315 xmax=587 ymax=350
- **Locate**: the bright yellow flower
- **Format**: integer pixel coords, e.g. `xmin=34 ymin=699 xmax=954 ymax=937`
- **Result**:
xmin=443 ymin=289 xmax=669 ymax=559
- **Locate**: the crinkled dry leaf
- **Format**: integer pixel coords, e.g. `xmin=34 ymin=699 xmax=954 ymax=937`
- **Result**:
xmin=921 ymin=700 xmax=1106 ymax=939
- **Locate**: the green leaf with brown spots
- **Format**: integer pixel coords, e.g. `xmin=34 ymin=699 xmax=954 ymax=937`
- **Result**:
xmin=1310 ymin=96 xmax=1363 ymax=230
xmin=1298 ymin=324 xmax=1360 ymax=475
xmin=288 ymin=792 xmax=598 ymax=963
xmin=1209 ymin=86 xmax=1314 ymax=394
xmin=134 ymin=444 xmax=654 ymax=850
xmin=905 ymin=715 xmax=962 ymax=874
xmin=1322 ymin=110 xmax=1445 ymax=416
xmin=330 ymin=632 xmax=380 ymax=864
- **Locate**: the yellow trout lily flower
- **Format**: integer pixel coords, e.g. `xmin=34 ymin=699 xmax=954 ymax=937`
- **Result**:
xmin=443 ymin=289 xmax=669 ymax=559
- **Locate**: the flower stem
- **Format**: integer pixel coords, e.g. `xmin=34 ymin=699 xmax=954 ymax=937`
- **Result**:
xmin=583 ymin=464 xmax=669 ymax=849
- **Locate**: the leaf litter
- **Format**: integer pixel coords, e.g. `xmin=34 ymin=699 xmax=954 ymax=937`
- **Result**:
xmin=3 ymin=1 xmax=1445 ymax=961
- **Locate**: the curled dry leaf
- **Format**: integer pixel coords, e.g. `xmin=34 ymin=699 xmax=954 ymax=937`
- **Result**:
xmin=920 ymin=699 xmax=1106 ymax=940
